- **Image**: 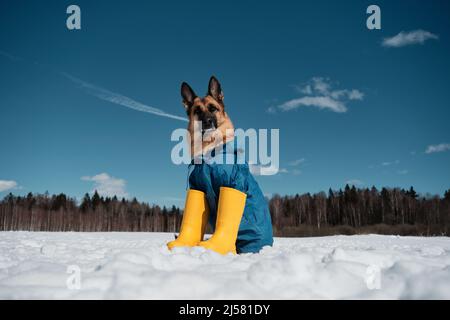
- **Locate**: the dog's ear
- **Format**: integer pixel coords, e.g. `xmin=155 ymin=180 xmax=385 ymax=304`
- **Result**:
xmin=207 ymin=76 xmax=224 ymax=102
xmin=181 ymin=82 xmax=197 ymax=109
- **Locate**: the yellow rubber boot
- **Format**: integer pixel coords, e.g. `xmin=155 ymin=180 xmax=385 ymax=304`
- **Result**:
xmin=198 ymin=187 xmax=247 ymax=255
xmin=167 ymin=189 xmax=209 ymax=250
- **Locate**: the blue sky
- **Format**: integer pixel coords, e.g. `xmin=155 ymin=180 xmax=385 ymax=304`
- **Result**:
xmin=1 ymin=0 xmax=449 ymax=206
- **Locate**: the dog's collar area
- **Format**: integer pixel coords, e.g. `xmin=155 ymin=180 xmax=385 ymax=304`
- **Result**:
xmin=201 ymin=127 xmax=216 ymax=135
xmin=190 ymin=140 xmax=244 ymax=165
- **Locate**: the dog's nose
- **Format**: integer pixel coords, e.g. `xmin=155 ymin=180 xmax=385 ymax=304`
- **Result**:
xmin=203 ymin=118 xmax=214 ymax=127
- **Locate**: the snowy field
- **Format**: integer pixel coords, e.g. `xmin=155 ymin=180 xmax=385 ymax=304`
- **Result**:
xmin=0 ymin=232 xmax=449 ymax=299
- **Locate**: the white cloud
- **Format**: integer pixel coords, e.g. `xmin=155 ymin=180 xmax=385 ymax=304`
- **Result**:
xmin=382 ymin=30 xmax=438 ymax=48
xmin=425 ymin=143 xmax=450 ymax=154
xmin=348 ymin=89 xmax=364 ymax=100
xmin=249 ymin=165 xmax=288 ymax=176
xmin=300 ymin=84 xmax=312 ymax=95
xmin=288 ymin=158 xmax=306 ymax=166
xmin=266 ymin=106 xmax=277 ymax=114
xmin=81 ymin=173 xmax=128 ymax=198
xmin=312 ymin=77 xmax=331 ymax=95
xmin=249 ymin=163 xmax=303 ymax=176
xmin=273 ymin=77 xmax=364 ymax=113
xmin=381 ymin=160 xmax=400 ymax=166
xmin=279 ymin=96 xmax=347 ymax=113
xmin=251 ymin=159 xmax=305 ymax=176
xmin=346 ymin=179 xmax=364 ymax=186
xmin=0 ymin=180 xmax=18 ymax=192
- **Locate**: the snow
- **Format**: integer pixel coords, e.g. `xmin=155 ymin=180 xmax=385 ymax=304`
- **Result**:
xmin=0 ymin=232 xmax=449 ymax=299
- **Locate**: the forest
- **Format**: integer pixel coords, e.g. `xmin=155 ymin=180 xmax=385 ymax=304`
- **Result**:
xmin=1 ymin=185 xmax=449 ymax=237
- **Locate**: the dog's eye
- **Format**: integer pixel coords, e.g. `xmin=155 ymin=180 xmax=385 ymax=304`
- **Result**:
xmin=208 ymin=105 xmax=218 ymax=113
xmin=193 ymin=107 xmax=202 ymax=115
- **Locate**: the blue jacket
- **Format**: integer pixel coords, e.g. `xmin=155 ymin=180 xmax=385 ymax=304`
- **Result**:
xmin=188 ymin=140 xmax=274 ymax=253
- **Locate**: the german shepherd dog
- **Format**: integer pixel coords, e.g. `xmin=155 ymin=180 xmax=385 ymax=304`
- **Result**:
xmin=176 ymin=76 xmax=274 ymax=254
xmin=181 ymin=76 xmax=234 ymax=157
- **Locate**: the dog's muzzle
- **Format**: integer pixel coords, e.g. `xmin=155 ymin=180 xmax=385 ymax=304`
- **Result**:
xmin=201 ymin=117 xmax=217 ymax=135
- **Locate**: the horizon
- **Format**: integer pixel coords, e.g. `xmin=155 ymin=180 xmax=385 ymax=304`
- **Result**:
xmin=1 ymin=183 xmax=448 ymax=207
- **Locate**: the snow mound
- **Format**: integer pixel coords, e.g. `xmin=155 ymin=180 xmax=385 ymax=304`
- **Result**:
xmin=0 ymin=232 xmax=449 ymax=299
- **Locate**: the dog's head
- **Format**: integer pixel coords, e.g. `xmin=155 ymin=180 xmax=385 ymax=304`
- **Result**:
xmin=181 ymin=76 xmax=230 ymax=136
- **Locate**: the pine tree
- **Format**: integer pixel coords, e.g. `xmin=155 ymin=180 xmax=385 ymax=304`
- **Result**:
xmin=407 ymin=186 xmax=418 ymax=199
xmin=92 ymin=191 xmax=101 ymax=211
xmin=444 ymin=189 xmax=450 ymax=201
xmin=80 ymin=193 xmax=91 ymax=212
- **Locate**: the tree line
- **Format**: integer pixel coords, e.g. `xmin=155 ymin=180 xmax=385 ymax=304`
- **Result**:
xmin=1 ymin=186 xmax=450 ymax=236
xmin=0 ymin=191 xmax=182 ymax=233
xmin=269 ymin=185 xmax=450 ymax=236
